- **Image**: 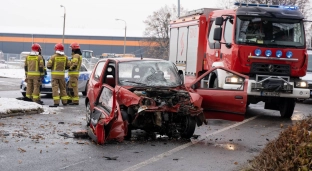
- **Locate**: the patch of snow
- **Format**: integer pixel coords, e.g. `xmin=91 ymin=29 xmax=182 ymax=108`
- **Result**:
xmin=41 ymin=106 xmax=64 ymax=115
xmin=0 ymin=69 xmax=25 ymax=78
xmin=0 ymin=97 xmax=43 ymax=114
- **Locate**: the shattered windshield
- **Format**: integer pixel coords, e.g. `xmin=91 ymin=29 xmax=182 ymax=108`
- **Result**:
xmin=236 ymin=16 xmax=304 ymax=48
xmin=118 ymin=60 xmax=182 ymax=87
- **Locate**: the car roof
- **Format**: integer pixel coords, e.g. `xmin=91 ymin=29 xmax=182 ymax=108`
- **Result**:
xmin=97 ymin=57 xmax=166 ymax=63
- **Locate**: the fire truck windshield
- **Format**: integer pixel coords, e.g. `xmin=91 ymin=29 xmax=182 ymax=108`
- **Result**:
xmin=236 ymin=16 xmax=305 ymax=48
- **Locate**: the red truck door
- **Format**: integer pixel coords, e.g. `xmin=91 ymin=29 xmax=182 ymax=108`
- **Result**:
xmin=188 ymin=67 xmax=248 ymax=122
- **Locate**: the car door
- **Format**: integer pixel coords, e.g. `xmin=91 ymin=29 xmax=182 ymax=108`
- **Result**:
xmin=94 ymin=84 xmax=117 ymax=122
xmin=188 ymin=67 xmax=248 ymax=122
xmin=88 ymin=60 xmax=108 ymax=109
xmin=92 ymin=84 xmax=118 ymax=144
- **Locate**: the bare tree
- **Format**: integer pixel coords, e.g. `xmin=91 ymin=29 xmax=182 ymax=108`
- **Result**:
xmin=142 ymin=4 xmax=187 ymax=60
xmin=217 ymin=0 xmax=236 ymax=9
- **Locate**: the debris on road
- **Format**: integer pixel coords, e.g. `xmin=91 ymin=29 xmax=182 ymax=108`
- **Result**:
xmin=58 ymin=133 xmax=74 ymax=138
xmin=18 ymin=148 xmax=26 ymax=153
xmin=103 ymin=156 xmax=118 ymax=160
xmin=73 ymin=130 xmax=88 ymax=139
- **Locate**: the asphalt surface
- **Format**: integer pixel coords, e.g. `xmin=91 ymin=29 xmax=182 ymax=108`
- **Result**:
xmin=0 ymin=77 xmax=312 ymax=171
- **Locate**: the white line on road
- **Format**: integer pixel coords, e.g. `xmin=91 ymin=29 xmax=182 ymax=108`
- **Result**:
xmin=122 ymin=116 xmax=259 ymax=171
xmin=59 ymin=157 xmax=91 ymax=170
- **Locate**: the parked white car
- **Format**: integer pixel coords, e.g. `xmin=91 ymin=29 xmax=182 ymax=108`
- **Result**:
xmin=20 ymin=64 xmax=91 ymax=97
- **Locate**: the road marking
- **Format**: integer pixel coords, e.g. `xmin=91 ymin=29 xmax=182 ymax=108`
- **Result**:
xmin=122 ymin=116 xmax=259 ymax=171
xmin=59 ymin=157 xmax=91 ymax=170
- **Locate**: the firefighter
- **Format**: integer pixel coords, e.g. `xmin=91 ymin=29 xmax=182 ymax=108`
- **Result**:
xmin=67 ymin=42 xmax=83 ymax=105
xmin=24 ymin=43 xmax=45 ymax=104
xmin=47 ymin=43 xmax=70 ymax=107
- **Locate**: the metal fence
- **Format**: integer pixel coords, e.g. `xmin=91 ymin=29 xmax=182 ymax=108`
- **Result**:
xmin=0 ymin=53 xmax=98 ymax=71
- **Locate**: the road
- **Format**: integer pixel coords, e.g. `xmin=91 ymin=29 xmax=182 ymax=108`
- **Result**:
xmin=0 ymin=77 xmax=311 ymax=171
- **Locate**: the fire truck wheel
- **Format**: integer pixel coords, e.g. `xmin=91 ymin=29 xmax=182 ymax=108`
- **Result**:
xmin=279 ymin=98 xmax=295 ymax=118
xmin=86 ymin=101 xmax=91 ymax=126
xmin=180 ymin=116 xmax=196 ymax=139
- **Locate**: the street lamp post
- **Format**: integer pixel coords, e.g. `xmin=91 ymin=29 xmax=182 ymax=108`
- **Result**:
xmin=60 ymin=5 xmax=66 ymax=45
xmin=116 ymin=19 xmax=127 ymax=57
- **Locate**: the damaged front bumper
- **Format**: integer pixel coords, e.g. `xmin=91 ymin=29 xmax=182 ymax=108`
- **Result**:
xmin=247 ymin=75 xmax=310 ymax=98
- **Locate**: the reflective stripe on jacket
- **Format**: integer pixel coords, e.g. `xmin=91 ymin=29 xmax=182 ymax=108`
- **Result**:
xmin=25 ymin=55 xmax=44 ymax=76
xmin=68 ymin=54 xmax=82 ymax=76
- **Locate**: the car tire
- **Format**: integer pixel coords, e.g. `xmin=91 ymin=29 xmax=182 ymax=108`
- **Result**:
xmin=82 ymin=82 xmax=88 ymax=96
xmin=86 ymin=101 xmax=91 ymax=126
xmin=180 ymin=116 xmax=196 ymax=139
xmin=22 ymin=92 xmax=26 ymax=97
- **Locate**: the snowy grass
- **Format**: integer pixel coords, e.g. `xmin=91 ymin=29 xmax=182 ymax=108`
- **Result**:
xmin=0 ymin=97 xmax=43 ymax=115
xmin=0 ymin=68 xmax=25 ymax=78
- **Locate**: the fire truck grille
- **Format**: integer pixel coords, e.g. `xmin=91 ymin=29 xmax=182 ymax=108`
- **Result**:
xmin=250 ymin=63 xmax=290 ymax=76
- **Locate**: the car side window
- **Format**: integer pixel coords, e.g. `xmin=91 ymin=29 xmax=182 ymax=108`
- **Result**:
xmin=94 ymin=62 xmax=105 ymax=81
xmin=99 ymin=87 xmax=113 ymax=113
xmin=224 ymin=19 xmax=234 ymax=43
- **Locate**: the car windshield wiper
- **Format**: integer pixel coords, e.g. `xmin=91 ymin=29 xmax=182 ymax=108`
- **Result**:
xmin=121 ymin=80 xmax=147 ymax=85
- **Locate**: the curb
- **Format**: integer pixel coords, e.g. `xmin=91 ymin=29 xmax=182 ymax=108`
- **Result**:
xmin=0 ymin=109 xmax=43 ymax=118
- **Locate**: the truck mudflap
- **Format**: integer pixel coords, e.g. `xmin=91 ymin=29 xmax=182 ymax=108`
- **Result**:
xmin=247 ymin=79 xmax=310 ymax=99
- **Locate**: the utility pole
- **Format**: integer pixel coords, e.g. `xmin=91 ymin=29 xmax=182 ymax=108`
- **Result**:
xmin=60 ymin=5 xmax=66 ymax=45
xmin=178 ymin=0 xmax=180 ymax=18
xmin=116 ymin=19 xmax=127 ymax=57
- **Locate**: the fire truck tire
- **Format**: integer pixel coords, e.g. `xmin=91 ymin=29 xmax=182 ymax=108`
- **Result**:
xmin=279 ymin=98 xmax=295 ymax=118
xmin=180 ymin=116 xmax=196 ymax=139
xmin=86 ymin=101 xmax=91 ymax=126
xmin=210 ymin=74 xmax=218 ymax=88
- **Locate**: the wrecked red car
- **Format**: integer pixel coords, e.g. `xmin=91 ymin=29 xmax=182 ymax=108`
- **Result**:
xmin=85 ymin=58 xmax=248 ymax=144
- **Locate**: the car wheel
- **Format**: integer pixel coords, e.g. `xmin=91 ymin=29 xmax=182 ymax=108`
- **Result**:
xmin=180 ymin=116 xmax=196 ymax=139
xmin=86 ymin=101 xmax=91 ymax=126
xmin=22 ymin=92 xmax=26 ymax=97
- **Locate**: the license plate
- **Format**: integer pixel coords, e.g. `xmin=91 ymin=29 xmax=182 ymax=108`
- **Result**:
xmin=261 ymin=91 xmax=280 ymax=96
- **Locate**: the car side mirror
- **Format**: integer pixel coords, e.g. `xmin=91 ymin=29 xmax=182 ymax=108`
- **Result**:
xmin=213 ymin=27 xmax=222 ymax=41
xmin=215 ymin=17 xmax=224 ymax=26
xmin=178 ymin=70 xmax=184 ymax=83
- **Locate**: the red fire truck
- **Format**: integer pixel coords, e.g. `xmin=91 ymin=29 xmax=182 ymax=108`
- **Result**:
xmin=169 ymin=2 xmax=310 ymax=118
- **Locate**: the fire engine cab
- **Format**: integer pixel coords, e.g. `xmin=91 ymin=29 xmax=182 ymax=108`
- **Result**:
xmin=169 ymin=2 xmax=310 ymax=118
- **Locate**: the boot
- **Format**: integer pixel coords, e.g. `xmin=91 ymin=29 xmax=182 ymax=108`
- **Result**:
xmin=49 ymin=104 xmax=59 ymax=107
xmin=36 ymin=100 xmax=44 ymax=105
xmin=69 ymin=103 xmax=79 ymax=105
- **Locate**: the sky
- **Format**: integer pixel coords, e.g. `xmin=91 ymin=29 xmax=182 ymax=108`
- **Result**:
xmin=0 ymin=0 xmax=220 ymax=37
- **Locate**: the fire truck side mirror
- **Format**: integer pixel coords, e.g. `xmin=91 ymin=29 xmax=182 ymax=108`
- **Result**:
xmin=215 ymin=17 xmax=224 ymax=26
xmin=178 ymin=70 xmax=184 ymax=83
xmin=213 ymin=27 xmax=222 ymax=42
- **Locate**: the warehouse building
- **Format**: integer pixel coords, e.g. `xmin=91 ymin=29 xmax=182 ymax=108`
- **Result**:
xmin=0 ymin=33 xmax=150 ymax=58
